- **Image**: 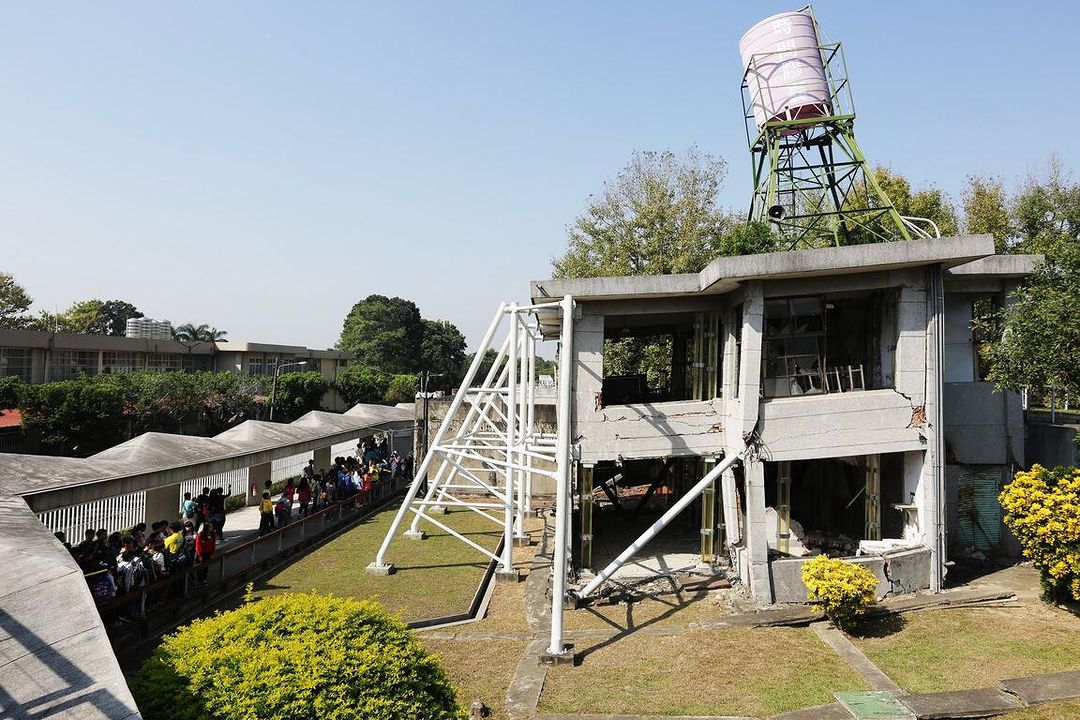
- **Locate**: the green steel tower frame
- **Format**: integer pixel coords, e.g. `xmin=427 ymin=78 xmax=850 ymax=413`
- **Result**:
xmin=742 ymin=8 xmax=926 ymax=250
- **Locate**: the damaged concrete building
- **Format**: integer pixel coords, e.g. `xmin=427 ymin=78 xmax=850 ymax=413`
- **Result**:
xmin=531 ymin=235 xmax=1038 ymax=605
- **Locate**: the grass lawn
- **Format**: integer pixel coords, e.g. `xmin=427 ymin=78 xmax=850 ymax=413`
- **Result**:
xmin=419 ymin=638 xmax=525 ymax=720
xmin=852 ymin=606 xmax=1080 ymax=694
xmin=253 ymin=506 xmax=503 ymax=622
xmin=539 ymin=626 xmax=868 ymax=717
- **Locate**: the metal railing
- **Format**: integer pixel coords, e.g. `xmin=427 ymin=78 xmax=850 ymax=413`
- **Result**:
xmin=93 ymin=482 xmax=406 ymax=643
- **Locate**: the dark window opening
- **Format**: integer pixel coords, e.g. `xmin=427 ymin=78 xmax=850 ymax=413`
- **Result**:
xmin=763 ymin=454 xmax=905 ymax=557
xmin=601 ymin=311 xmax=720 ymax=406
xmin=762 ymin=291 xmax=896 ymax=398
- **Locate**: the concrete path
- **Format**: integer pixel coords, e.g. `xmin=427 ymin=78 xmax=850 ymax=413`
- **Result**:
xmin=1001 ymin=669 xmax=1080 ymax=705
xmin=810 ymin=622 xmax=904 ymax=694
xmin=899 ymin=688 xmax=1022 ymax=718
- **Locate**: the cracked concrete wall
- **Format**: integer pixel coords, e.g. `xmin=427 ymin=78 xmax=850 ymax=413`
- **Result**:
xmin=757 ymin=391 xmax=926 ymax=462
xmin=575 ymin=399 xmax=724 ymax=464
xmin=770 ymin=547 xmax=932 ymax=603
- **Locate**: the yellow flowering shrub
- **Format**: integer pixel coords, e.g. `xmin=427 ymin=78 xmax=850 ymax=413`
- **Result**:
xmin=131 ymin=592 xmax=465 ymax=720
xmin=801 ymin=554 xmax=879 ymax=629
xmin=999 ymin=464 xmax=1080 ymax=601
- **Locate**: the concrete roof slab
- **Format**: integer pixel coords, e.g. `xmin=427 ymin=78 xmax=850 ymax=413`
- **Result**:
xmin=947 ymin=254 xmax=1042 ymax=277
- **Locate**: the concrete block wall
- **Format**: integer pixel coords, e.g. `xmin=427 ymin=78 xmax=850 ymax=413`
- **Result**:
xmin=769 ymin=546 xmax=932 ymax=604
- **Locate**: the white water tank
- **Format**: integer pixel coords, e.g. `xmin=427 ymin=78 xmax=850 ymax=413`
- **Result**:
xmin=739 ymin=10 xmax=831 ymax=131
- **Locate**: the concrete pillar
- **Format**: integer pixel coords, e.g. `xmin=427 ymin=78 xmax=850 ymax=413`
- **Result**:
xmin=247 ymin=461 xmax=271 ymax=507
xmin=145 ymin=483 xmax=181 ymax=525
xmin=745 ymin=459 xmax=773 ymax=605
xmin=313 ymin=446 xmax=331 ymax=474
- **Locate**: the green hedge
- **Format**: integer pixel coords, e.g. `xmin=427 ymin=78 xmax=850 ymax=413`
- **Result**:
xmin=131 ymin=592 xmax=464 ymax=720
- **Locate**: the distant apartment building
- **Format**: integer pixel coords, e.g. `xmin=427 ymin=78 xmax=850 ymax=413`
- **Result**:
xmin=124 ymin=317 xmax=174 ymax=340
xmin=0 ymin=329 xmax=353 ymax=410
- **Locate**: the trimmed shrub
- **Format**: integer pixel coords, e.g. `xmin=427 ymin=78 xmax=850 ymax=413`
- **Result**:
xmin=131 ymin=592 xmax=464 ymax=720
xmin=801 ymin=555 xmax=878 ymax=630
xmin=1000 ymin=464 xmax=1080 ymax=602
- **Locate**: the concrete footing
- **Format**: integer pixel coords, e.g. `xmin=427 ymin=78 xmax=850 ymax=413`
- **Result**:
xmin=513 ymin=535 xmax=532 ymax=547
xmin=539 ymin=646 xmax=575 ymax=666
xmin=495 ymin=569 xmax=523 ymax=583
xmin=365 ymin=562 xmax=395 ymax=576
xmin=404 ymin=530 xmax=427 ymax=540
xmin=428 ymin=505 xmax=448 ymax=515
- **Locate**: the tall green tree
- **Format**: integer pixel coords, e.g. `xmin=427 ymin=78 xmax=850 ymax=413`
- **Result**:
xmin=272 ymin=371 xmax=328 ymax=422
xmin=336 ymin=364 xmax=391 ymax=406
xmin=336 ymin=295 xmax=423 ymax=373
xmin=962 ymin=175 xmax=1012 ymax=251
xmin=101 ymin=299 xmax=144 ymax=336
xmin=419 ymin=319 xmax=467 ymax=387
xmin=19 ymin=378 xmax=128 ymax=456
xmin=61 ymin=299 xmax=109 ymax=334
xmin=1009 ymin=159 xmax=1080 ymax=256
xmin=0 ymin=272 xmax=34 ymax=329
xmin=553 ymin=148 xmax=732 ymax=278
xmin=985 ymin=243 xmax=1080 ymax=399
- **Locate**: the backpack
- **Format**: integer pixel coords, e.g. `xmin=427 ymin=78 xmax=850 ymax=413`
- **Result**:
xmin=167 ymin=543 xmax=193 ymax=571
xmin=89 ymin=571 xmax=113 ymax=603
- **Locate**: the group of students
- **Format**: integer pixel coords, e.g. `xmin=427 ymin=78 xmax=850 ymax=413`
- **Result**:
xmin=66 ymin=495 xmax=225 ymax=620
xmin=71 ymin=437 xmax=414 ymax=618
xmin=256 ymin=441 xmax=413 ymax=536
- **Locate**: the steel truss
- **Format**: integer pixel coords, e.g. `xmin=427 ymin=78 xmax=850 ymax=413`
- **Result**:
xmin=368 ymin=298 xmax=575 ymax=586
xmin=742 ymin=9 xmax=939 ymax=250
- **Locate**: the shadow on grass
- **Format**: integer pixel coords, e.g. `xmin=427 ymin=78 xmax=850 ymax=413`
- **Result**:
xmin=395 ymin=560 xmax=492 ymax=572
xmin=572 ymin=590 xmax=710 ymax=663
xmin=847 ymin=612 xmax=907 ymax=639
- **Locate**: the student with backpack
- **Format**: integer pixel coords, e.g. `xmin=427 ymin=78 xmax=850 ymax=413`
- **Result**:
xmin=181 ymin=492 xmax=197 ymax=524
xmin=258 ymin=492 xmax=275 ymax=536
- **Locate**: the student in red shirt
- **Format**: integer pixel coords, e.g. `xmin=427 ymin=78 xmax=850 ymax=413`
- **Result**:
xmin=297 ymin=479 xmax=312 ymax=517
xmin=194 ymin=522 xmax=217 ymax=585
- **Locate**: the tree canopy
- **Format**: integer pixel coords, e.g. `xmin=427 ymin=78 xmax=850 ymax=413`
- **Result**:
xmin=101 ymin=299 xmax=144 ymax=336
xmin=984 ymin=243 xmax=1080 ymax=398
xmin=553 ymin=148 xmax=734 ymax=279
xmin=336 ymin=295 xmax=470 ymax=401
xmin=337 ymin=295 xmax=424 ymax=374
xmin=272 ymin=371 xmax=329 ymax=422
xmin=0 ymin=272 xmax=34 ymax=329
xmin=418 ymin=319 xmax=467 ymax=386
xmin=172 ymin=323 xmax=228 ymax=342
xmin=11 ymin=371 xmax=270 ymax=456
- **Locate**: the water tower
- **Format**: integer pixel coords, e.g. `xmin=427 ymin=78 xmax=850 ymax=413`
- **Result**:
xmin=739 ymin=7 xmax=934 ymax=249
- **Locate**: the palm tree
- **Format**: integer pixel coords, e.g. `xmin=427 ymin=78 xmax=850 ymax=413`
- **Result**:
xmin=173 ymin=323 xmax=228 ymax=342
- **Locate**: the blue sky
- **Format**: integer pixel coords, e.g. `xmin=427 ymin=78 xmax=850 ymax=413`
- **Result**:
xmin=2 ymin=2 xmax=1076 ymax=351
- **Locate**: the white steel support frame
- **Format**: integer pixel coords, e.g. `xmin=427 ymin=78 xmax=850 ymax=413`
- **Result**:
xmin=368 ymin=299 xmax=571 ymax=579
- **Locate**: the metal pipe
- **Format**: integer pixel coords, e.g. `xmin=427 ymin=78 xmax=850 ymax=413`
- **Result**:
xmin=408 ymin=335 xmax=513 ymax=533
xmin=371 ymin=303 xmax=506 ymax=569
xmin=548 ymin=295 xmax=574 ymax=657
xmin=578 ymin=446 xmax=747 ymax=599
xmin=525 ymin=328 xmax=536 ymax=513
xmin=515 ymin=315 xmax=528 ymax=537
xmin=501 ymin=304 xmax=518 ymax=572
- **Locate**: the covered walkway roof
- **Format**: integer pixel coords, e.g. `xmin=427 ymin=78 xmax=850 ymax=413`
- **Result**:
xmin=0 ymin=402 xmax=413 ymax=720
xmin=2 ymin=402 xmax=414 ymax=514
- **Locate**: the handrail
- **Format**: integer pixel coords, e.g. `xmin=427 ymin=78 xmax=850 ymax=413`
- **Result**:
xmin=900 ymin=215 xmax=941 ymax=240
